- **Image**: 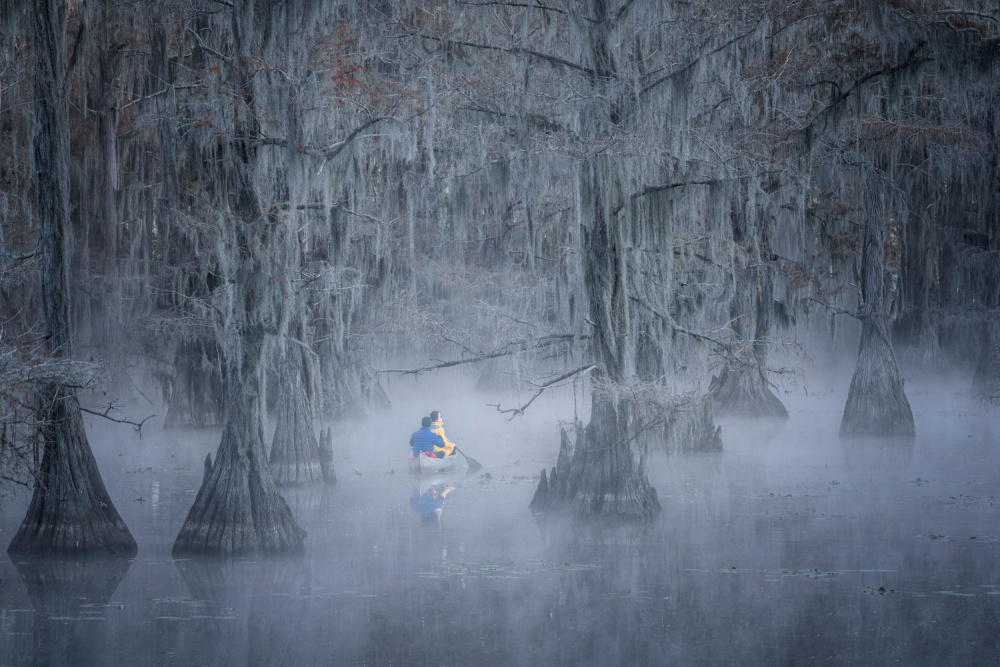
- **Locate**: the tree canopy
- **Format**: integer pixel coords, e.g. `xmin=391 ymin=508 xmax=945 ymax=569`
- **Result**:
xmin=0 ymin=0 xmax=997 ymax=532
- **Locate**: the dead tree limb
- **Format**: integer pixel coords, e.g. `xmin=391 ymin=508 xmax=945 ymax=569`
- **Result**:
xmin=380 ymin=333 xmax=585 ymax=376
xmin=489 ymin=364 xmax=596 ymax=420
xmin=79 ymin=405 xmax=155 ymax=436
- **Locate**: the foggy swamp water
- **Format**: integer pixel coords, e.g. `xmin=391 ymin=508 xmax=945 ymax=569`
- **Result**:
xmin=0 ymin=370 xmax=998 ymax=666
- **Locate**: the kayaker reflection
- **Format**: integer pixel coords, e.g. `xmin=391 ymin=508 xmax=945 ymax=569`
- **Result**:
xmin=411 ymin=482 xmax=455 ymax=524
xmin=410 ymin=416 xmax=446 ymax=459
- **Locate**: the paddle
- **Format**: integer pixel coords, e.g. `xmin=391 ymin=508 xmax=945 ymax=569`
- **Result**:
xmin=453 ymin=446 xmax=483 ymax=473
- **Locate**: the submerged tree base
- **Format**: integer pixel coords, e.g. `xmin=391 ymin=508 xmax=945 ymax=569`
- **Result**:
xmin=841 ymin=319 xmax=915 ymax=437
xmin=971 ymin=320 xmax=1000 ymax=398
xmin=173 ymin=418 xmax=306 ymax=557
xmin=269 ymin=375 xmax=323 ymax=486
xmin=8 ymin=393 xmax=137 ymax=557
xmin=710 ymin=366 xmax=788 ymax=420
xmin=663 ymin=395 xmax=724 ymax=452
xmin=531 ymin=399 xmax=660 ymax=520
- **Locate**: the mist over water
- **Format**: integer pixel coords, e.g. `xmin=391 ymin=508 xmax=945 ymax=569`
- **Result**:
xmin=0 ymin=371 xmax=998 ymax=665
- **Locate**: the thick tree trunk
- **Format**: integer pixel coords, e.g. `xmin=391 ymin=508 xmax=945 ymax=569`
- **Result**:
xmin=8 ymin=0 xmax=136 ymax=556
xmin=664 ymin=394 xmax=724 ymax=452
xmin=269 ymin=343 xmax=323 ymax=485
xmin=841 ymin=176 xmax=914 ymax=436
xmin=711 ymin=365 xmax=788 ymax=419
xmin=715 ymin=188 xmax=787 ymax=419
xmin=532 ymin=158 xmax=659 ymax=519
xmin=569 ymin=395 xmax=661 ymax=517
xmin=173 ymin=1 xmax=304 ymax=555
xmin=971 ymin=317 xmax=1000 ymax=396
xmin=531 ymin=397 xmax=660 ymax=518
xmin=98 ymin=6 xmax=121 ymax=343
xmin=173 ymin=330 xmax=305 ymax=554
xmin=9 ymin=389 xmax=137 ymax=555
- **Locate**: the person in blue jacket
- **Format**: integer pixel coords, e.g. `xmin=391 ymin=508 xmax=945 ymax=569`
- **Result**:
xmin=409 ymin=416 xmax=446 ymax=458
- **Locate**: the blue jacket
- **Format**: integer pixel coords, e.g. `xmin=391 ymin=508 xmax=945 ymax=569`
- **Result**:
xmin=409 ymin=426 xmax=445 ymax=456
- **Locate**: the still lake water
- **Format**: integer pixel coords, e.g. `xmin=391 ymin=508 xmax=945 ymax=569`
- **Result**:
xmin=0 ymin=374 xmax=998 ymax=665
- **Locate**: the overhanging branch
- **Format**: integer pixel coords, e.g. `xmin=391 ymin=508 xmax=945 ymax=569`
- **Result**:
xmin=489 ymin=364 xmax=596 ymax=420
xmin=416 ymin=33 xmax=596 ymax=76
xmin=380 ymin=333 xmax=585 ymax=376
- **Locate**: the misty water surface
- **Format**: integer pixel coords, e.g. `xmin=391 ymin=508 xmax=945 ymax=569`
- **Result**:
xmin=0 ymin=372 xmax=998 ymax=665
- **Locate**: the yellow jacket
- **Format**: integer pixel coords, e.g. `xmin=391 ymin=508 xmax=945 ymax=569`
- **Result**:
xmin=430 ymin=420 xmax=455 ymax=456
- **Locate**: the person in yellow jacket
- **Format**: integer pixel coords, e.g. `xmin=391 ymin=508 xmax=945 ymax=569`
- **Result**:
xmin=429 ymin=411 xmax=456 ymax=457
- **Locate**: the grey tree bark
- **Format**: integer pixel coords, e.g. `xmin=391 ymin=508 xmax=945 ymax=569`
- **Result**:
xmin=840 ymin=175 xmax=915 ymax=436
xmin=98 ymin=3 xmax=122 ymax=344
xmin=712 ymin=190 xmax=787 ymax=419
xmin=8 ymin=0 xmax=137 ymax=556
xmin=972 ymin=316 xmax=1000 ymax=397
xmin=172 ymin=1 xmax=304 ymax=555
xmin=269 ymin=313 xmax=326 ymax=485
xmin=533 ymin=157 xmax=660 ymax=519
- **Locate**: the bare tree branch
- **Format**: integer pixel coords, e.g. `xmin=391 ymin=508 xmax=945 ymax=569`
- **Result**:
xmin=416 ymin=33 xmax=596 ymax=76
xmin=380 ymin=333 xmax=585 ymax=376
xmin=455 ymin=1 xmax=567 ymax=15
xmin=186 ymin=25 xmax=233 ymax=66
xmin=489 ymin=364 xmax=596 ymax=420
xmin=80 ymin=404 xmax=154 ymax=436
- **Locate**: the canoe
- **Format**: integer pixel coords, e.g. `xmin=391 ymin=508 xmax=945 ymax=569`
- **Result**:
xmin=408 ymin=453 xmax=459 ymax=474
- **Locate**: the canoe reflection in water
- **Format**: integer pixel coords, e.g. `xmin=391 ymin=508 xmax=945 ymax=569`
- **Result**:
xmin=410 ymin=480 xmax=455 ymax=525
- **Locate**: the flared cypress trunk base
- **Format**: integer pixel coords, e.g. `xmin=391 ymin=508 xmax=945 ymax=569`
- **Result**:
xmin=173 ymin=418 xmax=306 ymax=556
xmin=531 ymin=399 xmax=660 ymax=519
xmin=710 ymin=366 xmax=788 ymax=419
xmin=8 ymin=393 xmax=137 ymax=557
xmin=841 ymin=319 xmax=915 ymax=436
xmin=663 ymin=395 xmax=724 ymax=452
xmin=269 ymin=378 xmax=323 ymax=485
xmin=971 ymin=320 xmax=1000 ymax=397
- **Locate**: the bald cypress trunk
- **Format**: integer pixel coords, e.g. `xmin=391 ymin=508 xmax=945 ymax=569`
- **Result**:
xmin=568 ymin=396 xmax=660 ymax=517
xmin=840 ymin=176 xmax=914 ymax=436
xmin=269 ymin=320 xmax=325 ymax=485
xmin=534 ymin=158 xmax=659 ymax=519
xmin=575 ymin=159 xmax=658 ymax=517
xmin=172 ymin=1 xmax=304 ymax=555
xmin=972 ymin=317 xmax=1000 ymax=397
xmin=8 ymin=0 xmax=136 ymax=557
xmin=711 ymin=364 xmax=787 ymax=419
xmin=173 ymin=346 xmax=305 ymax=554
xmin=713 ymin=183 xmax=787 ymax=419
xmin=97 ymin=5 xmax=121 ymax=344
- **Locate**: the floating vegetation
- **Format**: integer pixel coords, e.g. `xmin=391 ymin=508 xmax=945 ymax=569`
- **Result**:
xmin=417 ymin=558 xmax=601 ymax=580
xmin=687 ymin=567 xmax=748 ymax=575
